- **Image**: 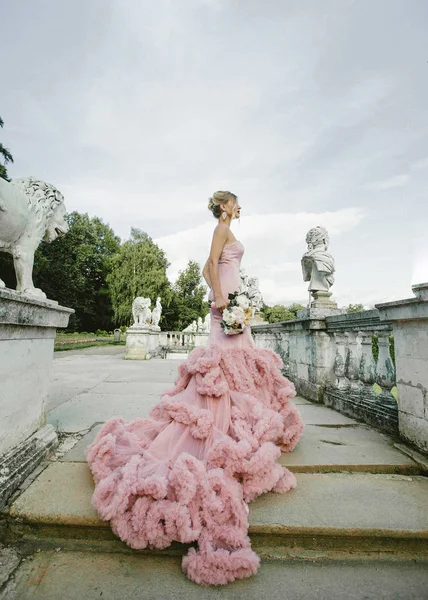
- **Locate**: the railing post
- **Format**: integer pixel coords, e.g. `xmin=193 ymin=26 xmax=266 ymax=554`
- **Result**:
xmin=333 ymin=332 xmax=349 ymax=390
xmin=345 ymin=331 xmax=362 ymax=391
xmin=359 ymin=331 xmax=376 ymax=384
xmin=376 ymin=333 xmax=396 ymax=393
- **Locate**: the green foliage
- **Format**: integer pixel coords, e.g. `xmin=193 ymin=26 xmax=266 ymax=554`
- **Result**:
xmin=33 ymin=212 xmax=120 ymax=332
xmin=107 ymin=229 xmax=173 ymax=327
xmin=167 ymin=260 xmax=209 ymax=331
xmin=287 ymin=303 xmax=306 ymax=317
xmin=262 ymin=304 xmax=296 ymax=323
xmin=346 ymin=303 xmax=365 ymax=313
xmin=0 ymin=116 xmax=14 ymax=181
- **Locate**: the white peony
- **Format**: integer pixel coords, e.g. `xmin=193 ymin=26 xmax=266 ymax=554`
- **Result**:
xmin=222 ymin=309 xmax=235 ymax=326
xmin=231 ymin=305 xmax=246 ymax=325
xmin=236 ymin=294 xmax=250 ymax=310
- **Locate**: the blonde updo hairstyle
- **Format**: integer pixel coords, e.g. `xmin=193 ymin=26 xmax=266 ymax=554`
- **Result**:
xmin=208 ymin=191 xmax=237 ymax=219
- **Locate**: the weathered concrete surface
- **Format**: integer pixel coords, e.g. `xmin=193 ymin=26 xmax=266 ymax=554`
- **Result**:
xmin=47 ymin=352 xmax=180 ymax=420
xmin=6 ymin=551 xmax=428 ymax=600
xmin=9 ymin=463 xmax=428 ymax=539
xmin=9 ymin=462 xmax=100 ymax=527
xmin=57 ymin=421 xmax=419 ymax=475
xmin=279 ymin=424 xmax=419 ymax=473
xmin=48 ymin=352 xmax=317 ymax=433
xmin=47 ymin=391 xmax=167 ymax=433
xmin=291 ymin=405 xmax=357 ymax=425
xmin=0 ymin=544 xmax=20 ymax=586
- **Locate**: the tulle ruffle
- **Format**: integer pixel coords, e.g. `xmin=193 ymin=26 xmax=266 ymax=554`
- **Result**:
xmin=87 ymin=344 xmax=304 ymax=586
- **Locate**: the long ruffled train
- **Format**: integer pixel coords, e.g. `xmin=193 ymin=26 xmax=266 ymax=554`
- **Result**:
xmin=86 ymin=344 xmax=304 ymax=586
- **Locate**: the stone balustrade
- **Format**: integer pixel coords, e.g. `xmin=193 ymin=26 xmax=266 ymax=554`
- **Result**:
xmin=125 ymin=326 xmax=209 ymax=359
xmin=253 ymin=286 xmax=428 ymax=455
xmin=252 ymin=309 xmax=398 ymax=435
xmin=158 ymin=331 xmax=209 ymax=356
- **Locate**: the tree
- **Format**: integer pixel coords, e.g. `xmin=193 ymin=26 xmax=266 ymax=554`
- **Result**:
xmin=33 ymin=212 xmax=120 ymax=332
xmin=0 ymin=116 xmax=14 ymax=181
xmin=107 ymin=229 xmax=173 ymax=328
xmin=262 ymin=304 xmax=296 ymax=323
xmin=287 ymin=303 xmax=306 ymax=318
xmin=346 ymin=303 xmax=365 ymax=313
xmin=169 ymin=260 xmax=209 ymax=330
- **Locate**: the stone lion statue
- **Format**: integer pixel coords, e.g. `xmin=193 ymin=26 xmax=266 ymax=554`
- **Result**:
xmin=132 ymin=297 xmax=152 ymax=326
xmin=0 ymin=177 xmax=68 ymax=298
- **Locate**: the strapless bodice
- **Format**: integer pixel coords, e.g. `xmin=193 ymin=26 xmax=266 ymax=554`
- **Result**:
xmin=218 ymin=240 xmax=245 ymax=266
xmin=208 ymin=240 xmax=244 ymax=303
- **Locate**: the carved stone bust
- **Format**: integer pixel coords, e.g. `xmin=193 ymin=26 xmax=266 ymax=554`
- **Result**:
xmin=301 ymin=226 xmax=335 ymax=303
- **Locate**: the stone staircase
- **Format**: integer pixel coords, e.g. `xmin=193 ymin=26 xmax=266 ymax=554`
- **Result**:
xmin=1 ymin=353 xmax=428 ymax=598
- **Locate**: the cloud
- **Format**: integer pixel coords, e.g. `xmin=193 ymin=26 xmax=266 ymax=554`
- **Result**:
xmin=411 ymin=157 xmax=428 ymax=171
xmin=359 ymin=174 xmax=409 ymax=192
xmin=2 ymin=0 xmax=427 ymax=311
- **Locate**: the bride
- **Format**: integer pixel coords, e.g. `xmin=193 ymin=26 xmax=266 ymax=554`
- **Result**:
xmin=86 ymin=191 xmax=304 ymax=586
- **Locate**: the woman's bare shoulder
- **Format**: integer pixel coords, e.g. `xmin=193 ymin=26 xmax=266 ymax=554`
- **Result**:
xmin=212 ymin=223 xmax=229 ymax=239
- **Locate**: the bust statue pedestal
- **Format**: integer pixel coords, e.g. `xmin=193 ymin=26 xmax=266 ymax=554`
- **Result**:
xmin=310 ymin=290 xmax=338 ymax=309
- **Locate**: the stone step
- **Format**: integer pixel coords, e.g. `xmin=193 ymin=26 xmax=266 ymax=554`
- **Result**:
xmin=4 ymin=550 xmax=428 ymax=600
xmin=56 ymin=419 xmax=423 ymax=475
xmin=5 ymin=462 xmax=428 ymax=556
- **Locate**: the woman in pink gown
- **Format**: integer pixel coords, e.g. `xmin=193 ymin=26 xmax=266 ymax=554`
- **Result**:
xmin=86 ymin=191 xmax=304 ymax=586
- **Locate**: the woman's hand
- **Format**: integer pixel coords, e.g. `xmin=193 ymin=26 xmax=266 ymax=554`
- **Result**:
xmin=215 ymin=295 xmax=230 ymax=312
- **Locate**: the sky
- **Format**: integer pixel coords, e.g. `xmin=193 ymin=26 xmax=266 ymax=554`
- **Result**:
xmin=1 ymin=0 xmax=428 ymax=307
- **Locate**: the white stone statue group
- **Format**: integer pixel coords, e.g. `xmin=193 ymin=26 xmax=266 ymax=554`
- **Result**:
xmin=131 ymin=296 xmax=162 ymax=330
xmin=182 ymin=314 xmax=210 ymax=334
xmin=239 ymin=269 xmax=264 ymax=311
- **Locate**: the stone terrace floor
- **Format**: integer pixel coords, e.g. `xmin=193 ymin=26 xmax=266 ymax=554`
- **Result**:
xmin=1 ymin=346 xmax=428 ymax=599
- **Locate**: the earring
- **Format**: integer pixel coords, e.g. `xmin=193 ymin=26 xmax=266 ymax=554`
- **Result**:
xmin=222 ymin=211 xmax=227 ymax=220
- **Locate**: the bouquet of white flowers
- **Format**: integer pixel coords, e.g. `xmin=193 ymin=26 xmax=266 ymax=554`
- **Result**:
xmin=218 ymin=290 xmax=255 ymax=335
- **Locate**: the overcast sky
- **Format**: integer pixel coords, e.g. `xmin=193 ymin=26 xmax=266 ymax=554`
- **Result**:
xmin=1 ymin=0 xmax=427 ymax=307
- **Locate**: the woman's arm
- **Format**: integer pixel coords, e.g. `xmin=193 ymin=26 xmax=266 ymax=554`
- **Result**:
xmin=207 ymin=225 xmax=229 ymax=311
xmin=202 ymin=259 xmax=212 ymax=288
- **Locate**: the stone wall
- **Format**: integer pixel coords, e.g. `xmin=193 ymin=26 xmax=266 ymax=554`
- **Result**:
xmin=377 ymin=288 xmax=428 ymax=453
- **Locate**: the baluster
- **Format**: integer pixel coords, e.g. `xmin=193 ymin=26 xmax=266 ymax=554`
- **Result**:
xmin=359 ymin=331 xmax=376 ymax=384
xmin=345 ymin=331 xmax=362 ymax=391
xmin=282 ymin=332 xmax=290 ymax=372
xmin=376 ymin=333 xmax=396 ymax=393
xmin=333 ymin=333 xmax=349 ymax=390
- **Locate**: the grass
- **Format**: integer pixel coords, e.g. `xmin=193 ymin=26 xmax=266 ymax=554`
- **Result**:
xmin=54 ymin=331 xmax=126 ymax=352
xmin=54 ymin=340 xmax=126 ymax=352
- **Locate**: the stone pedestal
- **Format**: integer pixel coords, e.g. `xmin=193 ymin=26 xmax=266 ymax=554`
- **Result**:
xmin=125 ymin=326 xmax=160 ymax=359
xmin=377 ymin=283 xmax=428 ymax=454
xmin=310 ymin=290 xmax=337 ymax=309
xmin=0 ymin=288 xmax=74 ymax=508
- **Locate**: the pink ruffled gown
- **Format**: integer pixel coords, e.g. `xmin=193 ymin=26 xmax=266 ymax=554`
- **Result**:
xmin=86 ymin=240 xmax=304 ymax=586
